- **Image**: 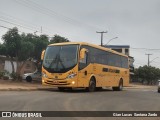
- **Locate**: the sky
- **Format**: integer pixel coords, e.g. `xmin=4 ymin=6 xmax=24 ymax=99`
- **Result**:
xmin=0 ymin=0 xmax=160 ymax=68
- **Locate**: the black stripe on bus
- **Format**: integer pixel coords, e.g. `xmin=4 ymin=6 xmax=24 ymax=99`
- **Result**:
xmin=102 ymin=68 xmax=120 ymax=73
xmin=102 ymin=68 xmax=109 ymax=72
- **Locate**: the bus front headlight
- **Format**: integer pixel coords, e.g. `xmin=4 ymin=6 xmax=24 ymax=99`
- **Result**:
xmin=72 ymin=81 xmax=75 ymax=84
xmin=42 ymin=72 xmax=48 ymax=78
xmin=67 ymin=73 xmax=77 ymax=79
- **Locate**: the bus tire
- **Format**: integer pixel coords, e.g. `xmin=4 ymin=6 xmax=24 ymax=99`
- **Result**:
xmin=58 ymin=87 xmax=65 ymax=91
xmin=66 ymin=87 xmax=72 ymax=91
xmin=112 ymin=79 xmax=123 ymax=91
xmin=26 ymin=76 xmax=32 ymax=82
xmin=86 ymin=78 xmax=96 ymax=92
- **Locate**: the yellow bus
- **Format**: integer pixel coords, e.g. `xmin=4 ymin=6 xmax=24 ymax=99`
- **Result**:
xmin=41 ymin=42 xmax=129 ymax=92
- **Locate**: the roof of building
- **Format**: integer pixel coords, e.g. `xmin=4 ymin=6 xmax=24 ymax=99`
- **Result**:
xmin=104 ymin=45 xmax=130 ymax=49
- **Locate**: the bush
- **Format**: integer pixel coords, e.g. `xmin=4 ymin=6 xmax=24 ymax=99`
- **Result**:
xmin=0 ymin=70 xmax=10 ymax=79
xmin=10 ymin=72 xmax=22 ymax=81
xmin=0 ymin=71 xmax=4 ymax=79
xmin=3 ymin=76 xmax=9 ymax=80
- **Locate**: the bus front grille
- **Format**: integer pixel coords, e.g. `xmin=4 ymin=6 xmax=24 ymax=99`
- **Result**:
xmin=44 ymin=80 xmax=70 ymax=85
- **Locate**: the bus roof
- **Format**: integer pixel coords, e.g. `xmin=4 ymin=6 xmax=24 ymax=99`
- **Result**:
xmin=48 ymin=42 xmax=128 ymax=57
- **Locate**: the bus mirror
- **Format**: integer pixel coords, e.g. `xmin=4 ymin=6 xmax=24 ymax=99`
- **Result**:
xmin=41 ymin=50 xmax=45 ymax=60
xmin=80 ymin=48 xmax=88 ymax=60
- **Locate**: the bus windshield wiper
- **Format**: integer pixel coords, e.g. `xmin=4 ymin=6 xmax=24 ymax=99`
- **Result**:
xmin=48 ymin=55 xmax=66 ymax=71
xmin=58 ymin=57 xmax=65 ymax=69
xmin=48 ymin=54 xmax=58 ymax=68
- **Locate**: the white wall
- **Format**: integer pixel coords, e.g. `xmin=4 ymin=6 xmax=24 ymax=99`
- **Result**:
xmin=4 ymin=60 xmax=17 ymax=73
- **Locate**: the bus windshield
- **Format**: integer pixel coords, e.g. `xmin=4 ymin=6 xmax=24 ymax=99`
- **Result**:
xmin=43 ymin=45 xmax=78 ymax=73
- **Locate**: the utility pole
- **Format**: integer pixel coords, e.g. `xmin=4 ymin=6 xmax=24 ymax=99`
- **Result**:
xmin=145 ymin=54 xmax=152 ymax=66
xmin=41 ymin=26 xmax=42 ymax=33
xmin=96 ymin=31 xmax=107 ymax=46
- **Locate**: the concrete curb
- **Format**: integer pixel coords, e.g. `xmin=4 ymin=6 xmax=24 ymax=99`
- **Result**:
xmin=0 ymin=88 xmax=38 ymax=91
xmin=0 ymin=87 xmax=56 ymax=91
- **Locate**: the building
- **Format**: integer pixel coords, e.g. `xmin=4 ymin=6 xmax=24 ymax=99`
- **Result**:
xmin=105 ymin=45 xmax=130 ymax=56
xmin=0 ymin=55 xmax=36 ymax=75
xmin=0 ymin=55 xmax=17 ymax=73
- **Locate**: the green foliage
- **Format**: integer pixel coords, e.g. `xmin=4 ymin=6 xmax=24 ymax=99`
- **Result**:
xmin=0 ymin=27 xmax=70 ymax=74
xmin=134 ymin=65 xmax=160 ymax=85
xmin=34 ymin=34 xmax=49 ymax=60
xmin=1 ymin=28 xmax=70 ymax=62
xmin=0 ymin=43 xmax=6 ymax=55
xmin=10 ymin=72 xmax=22 ymax=81
xmin=20 ymin=33 xmax=49 ymax=60
xmin=0 ymin=71 xmax=4 ymax=78
xmin=49 ymin=35 xmax=69 ymax=44
xmin=2 ymin=27 xmax=21 ymax=58
xmin=1 ymin=28 xmax=49 ymax=61
xmin=0 ymin=70 xmax=10 ymax=80
xmin=18 ymin=41 xmax=34 ymax=61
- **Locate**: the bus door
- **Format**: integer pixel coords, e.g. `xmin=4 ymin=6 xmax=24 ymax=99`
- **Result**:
xmin=78 ymin=48 xmax=89 ymax=87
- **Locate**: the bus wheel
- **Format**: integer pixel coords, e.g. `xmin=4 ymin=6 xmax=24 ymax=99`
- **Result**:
xmin=86 ymin=78 xmax=96 ymax=92
xmin=112 ymin=79 xmax=123 ymax=91
xmin=58 ymin=87 xmax=65 ymax=91
xmin=66 ymin=87 xmax=72 ymax=91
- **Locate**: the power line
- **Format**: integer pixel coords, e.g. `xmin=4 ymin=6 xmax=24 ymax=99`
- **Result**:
xmin=0 ymin=12 xmax=64 ymax=37
xmin=151 ymin=61 xmax=160 ymax=64
xmin=0 ymin=25 xmax=25 ymax=33
xmin=131 ymin=47 xmax=160 ymax=51
xmin=15 ymin=0 xmax=102 ymax=31
xmin=0 ymin=11 xmax=61 ymax=35
xmin=0 ymin=25 xmax=39 ymax=33
xmin=0 ymin=25 xmax=11 ymax=30
xmin=134 ymin=62 xmax=144 ymax=66
xmin=0 ymin=11 xmax=40 ymax=31
xmin=0 ymin=18 xmax=40 ymax=33
xmin=27 ymin=0 xmax=102 ymax=30
xmin=14 ymin=0 xmax=85 ymax=33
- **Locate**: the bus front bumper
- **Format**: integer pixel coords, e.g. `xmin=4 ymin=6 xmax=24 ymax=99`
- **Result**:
xmin=42 ymin=78 xmax=77 ymax=87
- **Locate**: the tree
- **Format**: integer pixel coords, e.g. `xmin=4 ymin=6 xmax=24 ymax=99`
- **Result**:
xmin=0 ymin=43 xmax=6 ymax=55
xmin=34 ymin=34 xmax=49 ymax=60
xmin=2 ymin=27 xmax=21 ymax=58
xmin=2 ymin=27 xmax=21 ymax=73
xmin=21 ymin=33 xmax=49 ymax=60
xmin=49 ymin=35 xmax=69 ymax=44
xmin=134 ymin=65 xmax=160 ymax=85
xmin=1 ymin=27 xmax=70 ymax=78
xmin=18 ymin=41 xmax=34 ymax=61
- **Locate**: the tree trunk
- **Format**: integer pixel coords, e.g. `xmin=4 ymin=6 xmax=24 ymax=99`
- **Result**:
xmin=15 ymin=56 xmax=19 ymax=74
xmin=10 ymin=57 xmax=15 ymax=73
xmin=16 ymin=61 xmax=24 ymax=75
